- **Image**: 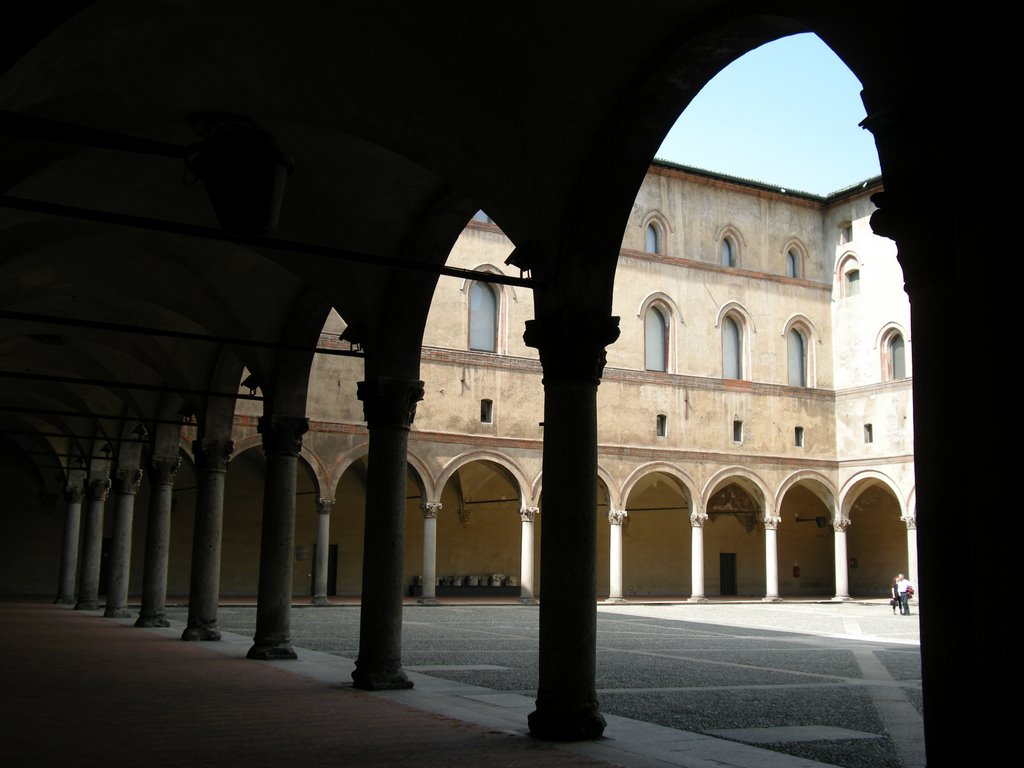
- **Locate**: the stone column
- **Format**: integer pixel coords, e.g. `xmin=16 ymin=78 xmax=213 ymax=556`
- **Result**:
xmin=524 ymin=313 xmax=619 ymax=741
xmin=248 ymin=415 xmax=309 ymax=660
xmin=74 ymin=478 xmax=111 ymax=610
xmin=54 ymin=484 xmax=84 ymax=605
xmin=832 ymin=518 xmax=851 ymax=602
xmin=136 ymin=456 xmax=181 ymax=627
xmin=762 ymin=514 xmax=782 ymax=602
xmin=418 ymin=501 xmax=441 ymax=606
xmin=688 ymin=509 xmax=708 ymax=602
xmin=104 ymin=468 xmax=144 ymax=618
xmin=605 ymin=510 xmax=627 ymax=603
xmin=312 ymin=497 xmax=334 ymax=606
xmin=518 ymin=506 xmax=538 ymax=604
xmin=351 ymin=377 xmax=423 ymax=690
xmin=182 ymin=438 xmax=233 ymax=641
xmin=904 ymin=515 xmax=919 ymax=593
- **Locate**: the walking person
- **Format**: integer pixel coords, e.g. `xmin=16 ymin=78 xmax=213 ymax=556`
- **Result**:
xmin=890 ymin=576 xmax=900 ymax=614
xmin=895 ymin=573 xmax=914 ymax=615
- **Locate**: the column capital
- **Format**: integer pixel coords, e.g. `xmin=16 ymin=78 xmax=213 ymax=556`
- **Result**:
xmin=86 ymin=478 xmax=112 ymax=502
xmin=113 ymin=468 xmax=144 ymax=495
xmin=357 ymin=377 xmax=424 ymax=430
xmin=520 ymin=506 xmax=539 ymax=523
xmin=902 ymin=515 xmax=917 ymax=531
xmin=150 ymin=455 xmax=182 ymax=485
xmin=689 ymin=510 xmax=709 ymax=528
xmin=316 ymin=497 xmax=335 ymax=516
xmin=833 ymin=518 xmax=852 ymax=533
xmin=258 ymin=415 xmax=309 ymax=456
xmin=762 ymin=514 xmax=782 ymax=531
xmin=523 ymin=313 xmax=620 ymax=384
xmin=607 ymin=509 xmax=627 ymax=526
xmin=64 ymin=485 xmax=84 ymax=504
xmin=193 ymin=438 xmax=233 ymax=472
xmin=421 ymin=501 xmax=442 ymax=519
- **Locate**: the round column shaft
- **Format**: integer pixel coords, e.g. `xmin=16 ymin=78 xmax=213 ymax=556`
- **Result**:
xmin=104 ymin=469 xmax=143 ymax=618
xmin=74 ymin=478 xmax=111 ymax=611
xmin=418 ymin=502 xmax=440 ymax=605
xmin=311 ymin=498 xmax=333 ymax=606
xmin=688 ymin=510 xmax=708 ymax=602
xmin=54 ymin=485 xmax=84 ymax=605
xmin=248 ymin=416 xmax=308 ymax=660
xmin=182 ymin=439 xmax=232 ymax=641
xmin=136 ymin=456 xmax=180 ymax=627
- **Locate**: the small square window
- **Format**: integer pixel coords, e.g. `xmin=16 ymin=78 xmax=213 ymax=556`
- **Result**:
xmin=864 ymin=423 xmax=873 ymax=443
xmin=840 ymin=222 xmax=853 ymax=244
xmin=794 ymin=426 xmax=804 ymax=447
xmin=480 ymin=399 xmax=493 ymax=424
xmin=732 ymin=419 xmax=743 ymax=443
xmin=656 ymin=414 xmax=667 ymax=437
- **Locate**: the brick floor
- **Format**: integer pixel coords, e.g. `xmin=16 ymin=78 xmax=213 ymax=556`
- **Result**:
xmin=0 ymin=600 xmax=619 ymax=768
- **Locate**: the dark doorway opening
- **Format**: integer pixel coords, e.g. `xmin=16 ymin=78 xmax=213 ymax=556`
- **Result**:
xmin=720 ymin=552 xmax=737 ymax=595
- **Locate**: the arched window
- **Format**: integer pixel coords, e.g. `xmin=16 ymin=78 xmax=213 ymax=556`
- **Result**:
xmin=469 ymin=281 xmax=497 ymax=352
xmin=845 ymin=268 xmax=860 ymax=296
xmin=886 ymin=332 xmax=906 ymax=380
xmin=786 ymin=249 xmax=799 ymax=278
xmin=721 ymin=237 xmax=735 ymax=267
xmin=644 ymin=305 xmax=667 ymax=372
xmin=787 ymin=328 xmax=806 ymax=386
xmin=722 ymin=315 xmax=742 ymax=379
xmin=645 ymin=222 xmax=661 ymax=254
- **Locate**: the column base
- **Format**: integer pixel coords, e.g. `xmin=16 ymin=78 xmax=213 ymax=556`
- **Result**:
xmin=417 ymin=596 xmax=439 ymax=606
xmin=74 ymin=599 xmax=99 ymax=611
xmin=603 ymin=597 xmax=628 ymax=604
xmin=830 ymin=595 xmax=852 ymax=602
xmin=687 ymin=596 xmax=708 ymax=603
xmin=181 ymin=625 xmax=221 ymax=641
xmin=247 ymin=643 xmax=298 ymax=660
xmin=528 ymin=699 xmax=607 ymax=741
xmin=518 ymin=597 xmax=539 ymax=605
xmin=54 ymin=596 xmax=75 ymax=605
xmin=352 ymin=659 xmax=414 ymax=690
xmin=104 ymin=607 xmax=132 ymax=618
xmin=761 ymin=596 xmax=783 ymax=603
xmin=311 ymin=596 xmax=331 ymax=606
xmin=135 ymin=614 xmax=170 ymax=628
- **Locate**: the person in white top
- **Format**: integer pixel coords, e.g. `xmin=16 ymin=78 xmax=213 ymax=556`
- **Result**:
xmin=895 ymin=573 xmax=914 ymax=615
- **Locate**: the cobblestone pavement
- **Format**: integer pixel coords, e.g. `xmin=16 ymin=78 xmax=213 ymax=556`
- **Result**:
xmin=160 ymin=600 xmax=924 ymax=768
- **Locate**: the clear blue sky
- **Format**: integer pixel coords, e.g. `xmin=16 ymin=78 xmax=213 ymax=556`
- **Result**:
xmin=655 ymin=33 xmax=881 ymax=196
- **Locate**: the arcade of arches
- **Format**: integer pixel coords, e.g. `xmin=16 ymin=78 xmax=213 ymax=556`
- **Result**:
xmin=0 ymin=3 xmax=969 ymax=760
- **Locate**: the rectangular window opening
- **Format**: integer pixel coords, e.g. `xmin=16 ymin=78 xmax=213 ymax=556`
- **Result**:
xmin=864 ymin=423 xmax=873 ymax=443
xmin=732 ymin=419 xmax=743 ymax=443
xmin=656 ymin=414 xmax=667 ymax=437
xmin=794 ymin=426 xmax=804 ymax=447
xmin=480 ymin=399 xmax=493 ymax=424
